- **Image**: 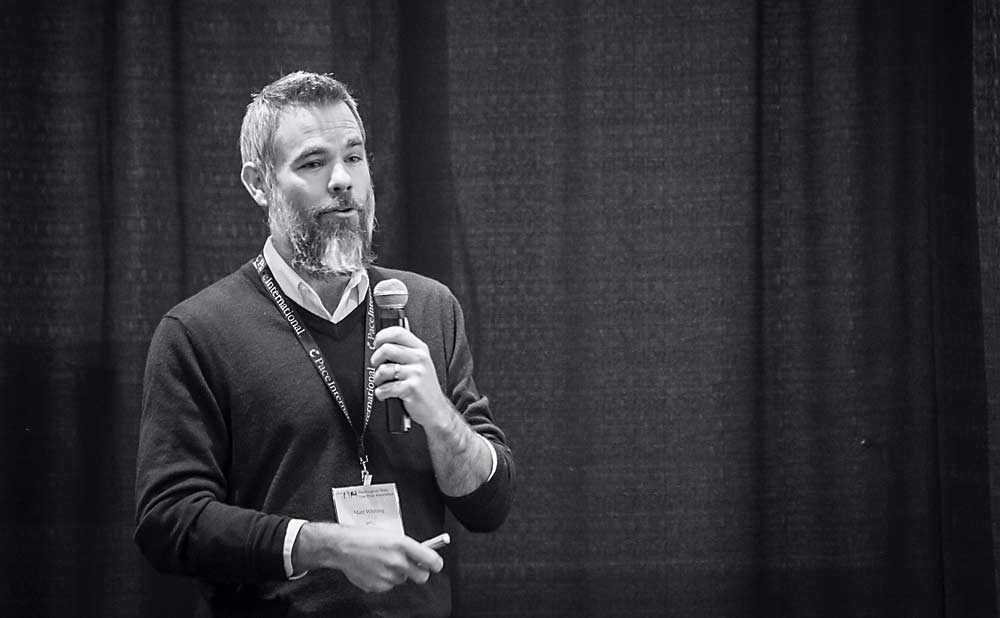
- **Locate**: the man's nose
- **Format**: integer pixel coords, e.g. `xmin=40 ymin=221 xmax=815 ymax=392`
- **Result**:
xmin=328 ymin=163 xmax=352 ymax=195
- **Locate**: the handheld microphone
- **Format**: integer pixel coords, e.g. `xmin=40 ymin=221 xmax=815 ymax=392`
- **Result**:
xmin=373 ymin=278 xmax=411 ymax=434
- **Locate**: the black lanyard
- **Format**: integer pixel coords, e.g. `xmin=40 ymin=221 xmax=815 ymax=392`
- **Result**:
xmin=253 ymin=254 xmax=377 ymax=485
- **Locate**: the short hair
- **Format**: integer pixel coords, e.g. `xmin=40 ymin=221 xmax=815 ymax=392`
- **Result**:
xmin=239 ymin=71 xmax=366 ymax=182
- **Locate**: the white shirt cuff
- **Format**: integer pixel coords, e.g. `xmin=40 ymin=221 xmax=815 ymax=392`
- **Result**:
xmin=479 ymin=434 xmax=498 ymax=481
xmin=283 ymin=518 xmax=309 ymax=580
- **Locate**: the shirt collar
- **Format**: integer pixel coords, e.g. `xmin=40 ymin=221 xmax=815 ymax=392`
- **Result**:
xmin=262 ymin=236 xmax=370 ymax=324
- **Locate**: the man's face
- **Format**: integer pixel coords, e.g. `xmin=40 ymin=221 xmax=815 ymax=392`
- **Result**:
xmin=267 ymin=101 xmax=375 ymax=276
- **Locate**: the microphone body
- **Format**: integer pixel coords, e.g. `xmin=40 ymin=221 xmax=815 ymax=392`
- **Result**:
xmin=373 ymin=279 xmax=411 ymax=434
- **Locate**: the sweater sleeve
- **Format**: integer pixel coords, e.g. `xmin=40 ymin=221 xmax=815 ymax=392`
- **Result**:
xmin=134 ymin=316 xmax=289 ymax=582
xmin=439 ymin=292 xmax=516 ymax=532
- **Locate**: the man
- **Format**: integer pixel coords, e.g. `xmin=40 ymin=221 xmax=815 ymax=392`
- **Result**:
xmin=135 ymin=71 xmax=514 ymax=616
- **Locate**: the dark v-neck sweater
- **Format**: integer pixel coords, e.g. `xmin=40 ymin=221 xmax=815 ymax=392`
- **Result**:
xmin=135 ymin=260 xmax=515 ymax=617
xmin=294 ymin=296 xmax=368 ymax=433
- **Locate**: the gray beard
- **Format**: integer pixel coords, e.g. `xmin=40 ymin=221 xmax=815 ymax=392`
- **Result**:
xmin=269 ymin=192 xmax=375 ymax=278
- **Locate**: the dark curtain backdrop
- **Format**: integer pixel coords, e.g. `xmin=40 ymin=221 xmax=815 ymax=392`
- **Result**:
xmin=2 ymin=1 xmax=999 ymax=616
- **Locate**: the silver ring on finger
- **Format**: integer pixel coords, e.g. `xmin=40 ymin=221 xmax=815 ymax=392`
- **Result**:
xmin=393 ymin=364 xmax=401 ymax=381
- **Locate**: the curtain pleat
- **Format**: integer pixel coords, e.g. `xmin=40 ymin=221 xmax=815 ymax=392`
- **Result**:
xmin=975 ymin=0 xmax=1000 ymax=611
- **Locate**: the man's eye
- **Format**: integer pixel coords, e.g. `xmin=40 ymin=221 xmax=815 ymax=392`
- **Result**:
xmin=347 ymin=155 xmax=364 ymax=164
xmin=301 ymin=161 xmax=323 ymax=169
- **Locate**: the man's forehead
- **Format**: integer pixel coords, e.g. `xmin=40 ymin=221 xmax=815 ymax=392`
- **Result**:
xmin=273 ymin=102 xmax=363 ymax=151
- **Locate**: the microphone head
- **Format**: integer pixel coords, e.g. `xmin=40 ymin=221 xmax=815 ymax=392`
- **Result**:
xmin=373 ymin=278 xmax=409 ymax=309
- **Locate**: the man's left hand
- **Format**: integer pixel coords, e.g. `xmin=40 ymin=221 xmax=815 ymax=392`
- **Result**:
xmin=371 ymin=326 xmax=451 ymax=430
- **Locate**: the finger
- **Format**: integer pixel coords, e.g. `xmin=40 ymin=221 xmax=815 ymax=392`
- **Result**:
xmin=353 ymin=579 xmax=378 ymax=594
xmin=370 ymin=343 xmax=421 ymax=368
xmin=406 ymin=544 xmax=444 ymax=574
xmin=369 ymin=580 xmax=394 ymax=594
xmin=387 ymin=569 xmax=408 ymax=586
xmin=374 ymin=380 xmax=405 ymax=402
xmin=373 ymin=326 xmax=424 ymax=348
xmin=399 ymin=555 xmax=435 ymax=584
xmin=409 ymin=567 xmax=431 ymax=585
xmin=373 ymin=363 xmax=403 ymax=387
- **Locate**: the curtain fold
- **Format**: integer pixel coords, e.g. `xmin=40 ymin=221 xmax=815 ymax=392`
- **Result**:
xmin=754 ymin=2 xmax=943 ymax=614
xmin=975 ymin=0 xmax=1000 ymax=609
xmin=1 ymin=1 xmax=998 ymax=615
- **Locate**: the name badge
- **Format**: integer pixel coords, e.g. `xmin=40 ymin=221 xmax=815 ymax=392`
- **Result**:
xmin=331 ymin=482 xmax=404 ymax=534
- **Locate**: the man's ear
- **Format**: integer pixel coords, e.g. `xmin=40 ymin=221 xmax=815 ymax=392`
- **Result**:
xmin=240 ymin=162 xmax=270 ymax=209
